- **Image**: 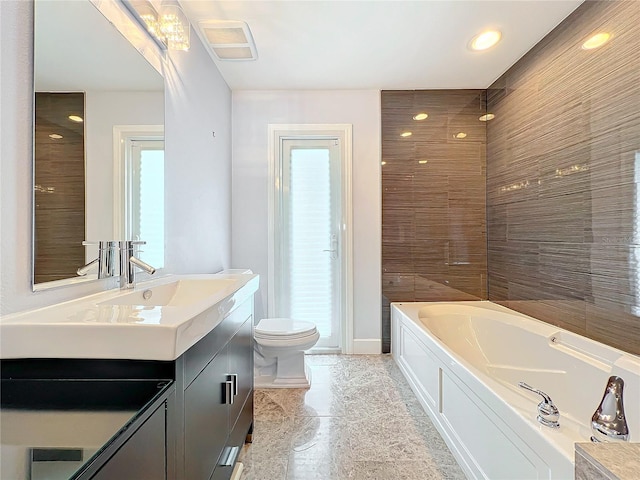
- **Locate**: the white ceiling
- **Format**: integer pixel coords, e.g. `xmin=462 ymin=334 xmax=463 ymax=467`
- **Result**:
xmin=35 ymin=0 xmax=163 ymax=91
xmin=181 ymin=0 xmax=583 ymax=91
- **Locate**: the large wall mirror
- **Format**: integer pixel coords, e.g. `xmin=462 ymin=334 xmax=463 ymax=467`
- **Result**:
xmin=33 ymin=0 xmax=165 ymax=290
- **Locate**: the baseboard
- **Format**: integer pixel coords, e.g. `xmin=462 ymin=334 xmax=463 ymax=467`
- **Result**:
xmin=351 ymin=339 xmax=382 ymax=354
xmin=231 ymin=462 xmax=244 ymax=480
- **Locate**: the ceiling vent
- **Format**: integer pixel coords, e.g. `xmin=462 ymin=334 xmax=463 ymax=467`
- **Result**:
xmin=197 ymin=20 xmax=258 ymax=61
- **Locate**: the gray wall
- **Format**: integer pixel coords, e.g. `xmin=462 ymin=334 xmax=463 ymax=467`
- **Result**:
xmin=231 ymin=90 xmax=382 ymax=352
xmin=487 ymin=0 xmax=640 ymax=355
xmin=0 ymin=1 xmax=232 ymax=315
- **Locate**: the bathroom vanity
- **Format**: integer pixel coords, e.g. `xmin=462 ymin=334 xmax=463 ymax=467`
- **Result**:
xmin=0 ymin=273 xmax=259 ymax=480
xmin=1 ymin=378 xmax=176 ymax=479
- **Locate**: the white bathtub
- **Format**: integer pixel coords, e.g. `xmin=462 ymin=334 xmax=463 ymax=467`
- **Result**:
xmin=391 ymin=301 xmax=640 ymax=480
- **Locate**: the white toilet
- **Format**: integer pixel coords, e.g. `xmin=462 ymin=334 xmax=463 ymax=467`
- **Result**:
xmin=253 ymin=318 xmax=320 ymax=388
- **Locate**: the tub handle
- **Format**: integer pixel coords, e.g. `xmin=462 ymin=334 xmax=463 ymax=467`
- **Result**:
xmin=518 ymin=382 xmax=560 ymax=429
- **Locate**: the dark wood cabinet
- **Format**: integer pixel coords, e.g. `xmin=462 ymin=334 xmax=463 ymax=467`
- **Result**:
xmin=185 ymin=345 xmax=231 ymax=480
xmin=91 ymin=401 xmax=168 ymax=480
xmin=182 ymin=300 xmax=254 ymax=480
xmin=228 ymin=319 xmax=253 ymax=430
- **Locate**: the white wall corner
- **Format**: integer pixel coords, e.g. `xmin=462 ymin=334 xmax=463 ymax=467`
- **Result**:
xmin=352 ymin=339 xmax=382 ymax=354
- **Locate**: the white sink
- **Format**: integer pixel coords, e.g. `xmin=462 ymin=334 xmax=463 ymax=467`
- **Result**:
xmin=99 ymin=279 xmax=237 ymax=307
xmin=0 ymin=273 xmax=259 ymax=361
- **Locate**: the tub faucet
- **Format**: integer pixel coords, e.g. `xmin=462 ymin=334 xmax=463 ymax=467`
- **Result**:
xmin=591 ymin=376 xmax=629 ymax=442
xmin=518 ymin=382 xmax=560 ymax=428
xmin=119 ymin=240 xmax=156 ymax=289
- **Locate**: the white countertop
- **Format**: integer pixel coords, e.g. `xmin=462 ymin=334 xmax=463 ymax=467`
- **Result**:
xmin=0 ymin=273 xmax=259 ymax=361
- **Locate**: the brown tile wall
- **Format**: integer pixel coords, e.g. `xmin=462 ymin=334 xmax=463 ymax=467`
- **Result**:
xmin=34 ymin=92 xmax=85 ymax=284
xmin=381 ymin=90 xmax=488 ymax=352
xmin=487 ymin=1 xmax=640 ymax=355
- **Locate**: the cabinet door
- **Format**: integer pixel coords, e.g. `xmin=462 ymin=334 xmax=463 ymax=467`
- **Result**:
xmin=228 ymin=317 xmax=253 ymax=426
xmin=184 ymin=347 xmax=229 ymax=480
xmin=91 ymin=402 xmax=166 ymax=480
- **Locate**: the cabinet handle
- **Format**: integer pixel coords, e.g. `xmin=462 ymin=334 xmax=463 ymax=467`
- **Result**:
xmin=227 ymin=374 xmax=238 ymax=396
xmin=219 ymin=446 xmax=241 ymax=467
xmin=223 ymin=380 xmax=234 ymax=405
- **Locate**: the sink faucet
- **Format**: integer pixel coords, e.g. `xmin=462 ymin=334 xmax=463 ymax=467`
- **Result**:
xmin=77 ymin=241 xmax=117 ymax=278
xmin=119 ymin=240 xmax=156 ymax=289
xmin=518 ymin=382 xmax=560 ymax=428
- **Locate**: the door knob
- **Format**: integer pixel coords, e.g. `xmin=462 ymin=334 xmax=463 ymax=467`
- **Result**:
xmin=322 ymin=248 xmax=337 ymax=259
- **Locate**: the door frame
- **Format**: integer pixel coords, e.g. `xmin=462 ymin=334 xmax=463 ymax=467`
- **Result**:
xmin=112 ymin=124 xmax=164 ymax=240
xmin=267 ymin=124 xmax=354 ymax=354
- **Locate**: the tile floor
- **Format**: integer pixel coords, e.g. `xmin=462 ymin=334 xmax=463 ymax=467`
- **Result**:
xmin=238 ymin=354 xmax=466 ymax=480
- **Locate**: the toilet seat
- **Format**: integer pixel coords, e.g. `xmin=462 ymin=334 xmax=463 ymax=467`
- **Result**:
xmin=255 ymin=330 xmax=318 ymax=341
xmin=254 ymin=330 xmax=320 ymax=348
xmin=255 ymin=318 xmax=317 ymax=338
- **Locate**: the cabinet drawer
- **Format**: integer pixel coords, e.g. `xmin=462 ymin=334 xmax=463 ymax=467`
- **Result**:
xmin=228 ymin=318 xmax=253 ymax=427
xmin=184 ymin=346 xmax=230 ymax=480
xmin=91 ymin=402 xmax=166 ymax=480
xmin=184 ymin=300 xmax=253 ymax=387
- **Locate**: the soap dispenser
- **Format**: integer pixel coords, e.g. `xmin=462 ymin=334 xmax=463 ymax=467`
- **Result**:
xmin=591 ymin=376 xmax=629 ymax=442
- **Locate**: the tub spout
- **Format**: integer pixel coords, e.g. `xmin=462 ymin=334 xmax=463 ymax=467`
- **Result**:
xmin=518 ymin=382 xmax=560 ymax=428
xmin=591 ymin=376 xmax=629 ymax=443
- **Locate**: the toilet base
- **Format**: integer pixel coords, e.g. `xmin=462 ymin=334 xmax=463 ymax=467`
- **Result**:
xmin=254 ymin=363 xmax=312 ymax=389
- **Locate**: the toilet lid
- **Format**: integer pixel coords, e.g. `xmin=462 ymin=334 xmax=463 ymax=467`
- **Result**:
xmin=255 ymin=318 xmax=317 ymax=337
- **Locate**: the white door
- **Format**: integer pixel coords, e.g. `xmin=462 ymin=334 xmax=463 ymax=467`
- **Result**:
xmin=127 ymin=139 xmax=164 ymax=268
xmin=274 ymin=137 xmax=343 ymax=350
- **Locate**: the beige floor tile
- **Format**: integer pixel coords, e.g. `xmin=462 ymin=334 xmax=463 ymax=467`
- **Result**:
xmin=240 ymin=355 xmax=465 ymax=480
xmin=239 ymin=447 xmax=288 ymax=480
xmin=306 ymin=355 xmax=341 ymax=366
xmin=347 ymin=460 xmax=465 ymax=480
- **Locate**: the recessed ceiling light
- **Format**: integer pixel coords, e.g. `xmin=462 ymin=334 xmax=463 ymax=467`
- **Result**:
xmin=470 ymin=30 xmax=501 ymax=51
xmin=413 ymin=113 xmax=428 ymax=121
xmin=49 ymin=133 xmax=63 ymax=139
xmin=582 ymin=32 xmax=611 ymax=50
xmin=454 ymin=132 xmax=467 ymax=139
xmin=68 ymin=115 xmax=83 ymax=123
xmin=479 ymin=113 xmax=495 ymax=122
xmin=418 ymin=160 xmax=428 ymax=164
xmin=401 ymin=131 xmax=412 ymax=138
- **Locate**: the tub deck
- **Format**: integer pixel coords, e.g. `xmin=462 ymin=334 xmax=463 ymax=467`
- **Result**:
xmin=391 ymin=301 xmax=640 ymax=480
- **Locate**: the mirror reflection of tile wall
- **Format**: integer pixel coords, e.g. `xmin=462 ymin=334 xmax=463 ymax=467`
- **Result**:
xmin=487 ymin=0 xmax=640 ymax=355
xmin=381 ymin=90 xmax=488 ymax=352
xmin=34 ymin=92 xmax=85 ymax=284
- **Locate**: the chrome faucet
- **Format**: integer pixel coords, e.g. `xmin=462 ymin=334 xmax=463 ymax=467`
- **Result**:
xmin=119 ymin=240 xmax=156 ymax=289
xmin=518 ymin=382 xmax=560 ymax=428
xmin=591 ymin=376 xmax=629 ymax=442
xmin=77 ymin=241 xmax=117 ymax=278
